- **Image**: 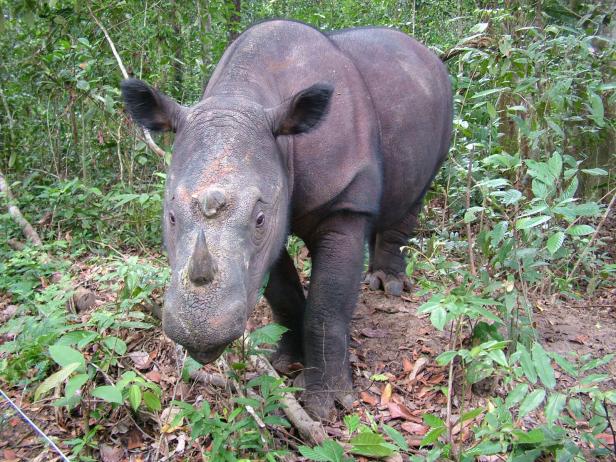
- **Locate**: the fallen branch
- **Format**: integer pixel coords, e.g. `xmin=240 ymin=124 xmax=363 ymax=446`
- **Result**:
xmin=0 ymin=171 xmax=42 ymax=246
xmin=248 ymin=351 xmax=328 ymax=445
xmin=87 ymin=5 xmax=166 ymax=158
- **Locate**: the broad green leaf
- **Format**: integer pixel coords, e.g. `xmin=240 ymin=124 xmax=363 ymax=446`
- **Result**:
xmin=382 ymin=424 xmax=409 ymax=451
xmin=420 ymin=427 xmax=446 ymax=447
xmin=34 ymin=362 xmax=81 ymax=401
xmin=559 ymin=177 xmax=578 ymax=201
xmin=491 ymin=189 xmax=522 ymax=205
xmin=298 ymin=445 xmax=332 ymax=462
xmin=512 ymin=428 xmax=545 ymax=444
xmin=548 ymin=352 xmax=578 ymax=377
xmin=588 ymin=92 xmax=605 ymax=127
xmin=532 ymin=343 xmax=556 ymax=389
xmin=531 ymin=179 xmax=550 ymax=199
xmin=436 ymin=350 xmax=458 ymax=366
xmin=566 ymin=225 xmax=594 ymax=236
xmin=505 ymin=383 xmax=529 ymax=409
xmin=128 ymin=384 xmax=142 ymax=411
xmin=518 ymin=389 xmax=546 ymax=417
xmin=65 ymin=373 xmax=89 ymax=399
xmin=460 ymin=407 xmax=483 ymax=422
xmin=515 ymin=215 xmax=551 ymax=230
xmin=49 ymin=345 xmax=85 ymax=372
xmin=249 ymin=323 xmax=288 ymax=346
xmin=430 ymin=306 xmax=447 ymax=331
xmin=344 ymin=414 xmax=360 ymax=434
xmin=518 ymin=344 xmax=537 ymax=384
xmin=102 ymin=336 xmax=127 ymax=355
xmin=350 ymin=432 xmax=395 ymax=458
xmin=464 ymin=206 xmax=484 ymax=223
xmin=545 ymin=393 xmax=567 ymax=425
xmin=546 ymin=232 xmax=565 ymax=254
xmin=143 ymin=391 xmax=162 ymax=411
xmin=547 ymin=152 xmax=563 ymax=179
xmin=91 ymin=385 xmax=123 ymax=404
xmin=581 ymin=168 xmax=608 ymax=176
xmin=471 ymin=87 xmax=509 ymax=99
xmin=423 ymin=414 xmax=445 ymax=428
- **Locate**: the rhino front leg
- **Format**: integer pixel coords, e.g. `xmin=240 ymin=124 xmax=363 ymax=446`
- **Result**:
xmin=264 ymin=248 xmax=306 ymax=374
xmin=302 ymin=213 xmax=368 ymax=420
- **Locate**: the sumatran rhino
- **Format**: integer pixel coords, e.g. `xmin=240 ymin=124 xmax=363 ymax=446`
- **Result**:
xmin=121 ymin=19 xmax=452 ymax=420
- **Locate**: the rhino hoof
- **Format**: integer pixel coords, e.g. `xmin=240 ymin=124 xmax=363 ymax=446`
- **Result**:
xmin=364 ymin=270 xmax=412 ymax=296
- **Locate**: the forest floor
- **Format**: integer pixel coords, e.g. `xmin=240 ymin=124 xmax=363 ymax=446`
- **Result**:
xmin=1 ymin=237 xmax=615 ymax=461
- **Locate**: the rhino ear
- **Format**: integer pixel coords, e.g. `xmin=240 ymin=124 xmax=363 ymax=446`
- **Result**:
xmin=121 ymin=79 xmax=186 ymax=132
xmin=268 ymin=83 xmax=333 ymax=137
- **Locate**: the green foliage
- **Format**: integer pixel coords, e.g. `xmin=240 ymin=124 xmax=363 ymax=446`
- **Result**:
xmin=1 ymin=0 xmax=613 ymax=460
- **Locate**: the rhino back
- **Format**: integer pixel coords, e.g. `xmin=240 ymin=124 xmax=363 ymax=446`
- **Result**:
xmin=203 ymin=20 xmax=382 ymax=232
xmin=329 ymin=28 xmax=453 ymax=228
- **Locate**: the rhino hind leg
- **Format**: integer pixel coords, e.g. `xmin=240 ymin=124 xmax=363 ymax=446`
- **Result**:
xmin=364 ymin=201 xmax=423 ymax=296
xmin=264 ymin=249 xmax=306 ymax=375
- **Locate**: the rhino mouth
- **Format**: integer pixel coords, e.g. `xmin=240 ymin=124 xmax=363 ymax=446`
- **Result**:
xmin=187 ymin=344 xmax=228 ymax=365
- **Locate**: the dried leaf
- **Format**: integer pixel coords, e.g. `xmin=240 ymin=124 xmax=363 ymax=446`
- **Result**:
xmin=401 ymin=421 xmax=429 ymax=435
xmin=402 ymin=357 xmax=413 ymax=373
xmin=407 ymin=357 xmax=429 ymax=382
xmin=99 ymin=444 xmax=123 ymax=462
xmin=129 ymin=351 xmax=152 ymax=369
xmin=360 ymin=391 xmax=378 ymax=406
xmin=360 ymin=328 xmax=388 ymax=338
xmin=380 ymin=383 xmax=393 ymax=405
xmin=387 ymin=402 xmax=420 ymax=422
xmin=145 ymin=370 xmax=161 ymax=383
xmin=127 ymin=429 xmax=143 ymax=449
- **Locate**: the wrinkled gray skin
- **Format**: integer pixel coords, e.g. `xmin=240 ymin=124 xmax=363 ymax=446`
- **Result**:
xmin=121 ymin=19 xmax=452 ymax=420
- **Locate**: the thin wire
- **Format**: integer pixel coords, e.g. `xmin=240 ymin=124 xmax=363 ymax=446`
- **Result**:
xmin=0 ymin=388 xmax=70 ymax=462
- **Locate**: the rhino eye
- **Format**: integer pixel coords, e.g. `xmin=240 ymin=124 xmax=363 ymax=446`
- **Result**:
xmin=256 ymin=211 xmax=265 ymax=228
xmin=169 ymin=212 xmax=176 ymax=225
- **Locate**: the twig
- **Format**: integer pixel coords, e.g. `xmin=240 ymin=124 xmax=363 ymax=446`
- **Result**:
xmin=0 ymin=388 xmax=70 ymax=462
xmin=567 ymin=190 xmax=615 ymax=282
xmin=0 ymin=171 xmax=43 ymax=246
xmin=87 ymin=4 xmax=166 ymax=158
xmin=603 ymin=399 xmax=616 ymax=457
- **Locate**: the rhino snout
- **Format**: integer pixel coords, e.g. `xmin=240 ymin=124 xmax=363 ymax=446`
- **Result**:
xmin=162 ymin=300 xmax=246 ymax=364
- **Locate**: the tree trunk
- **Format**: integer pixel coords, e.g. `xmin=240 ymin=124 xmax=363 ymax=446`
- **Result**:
xmin=227 ymin=0 xmax=241 ymax=43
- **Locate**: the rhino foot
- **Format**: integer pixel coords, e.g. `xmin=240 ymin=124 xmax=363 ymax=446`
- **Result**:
xmin=270 ymin=343 xmax=304 ymax=376
xmin=363 ymin=270 xmax=412 ymax=296
xmin=294 ymin=372 xmax=356 ymax=421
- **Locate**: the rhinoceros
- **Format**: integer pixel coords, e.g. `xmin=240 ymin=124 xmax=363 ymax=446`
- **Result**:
xmin=122 ymin=19 xmax=452 ymax=420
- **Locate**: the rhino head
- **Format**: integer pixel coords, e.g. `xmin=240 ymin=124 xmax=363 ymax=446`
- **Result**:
xmin=121 ymin=79 xmax=332 ymax=364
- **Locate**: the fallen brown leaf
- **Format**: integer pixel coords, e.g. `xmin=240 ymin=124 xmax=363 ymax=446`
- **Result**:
xmin=360 ymin=391 xmax=378 ymax=406
xmin=387 ymin=402 xmax=420 ymax=422
xmin=596 ymin=433 xmax=615 ymax=445
xmin=401 ymin=421 xmax=428 ymax=435
xmin=407 ymin=357 xmax=429 ymax=382
xmin=360 ymin=328 xmax=388 ymax=338
xmin=127 ymin=429 xmax=143 ymax=450
xmin=380 ymin=383 xmax=393 ymax=405
xmin=145 ymin=370 xmax=161 ymax=383
xmin=99 ymin=444 xmax=123 ymax=462
xmin=402 ymin=357 xmax=413 ymax=373
xmin=128 ymin=351 xmax=152 ymax=369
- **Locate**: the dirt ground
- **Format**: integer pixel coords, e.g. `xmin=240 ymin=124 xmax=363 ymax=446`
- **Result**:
xmin=2 ymin=275 xmax=615 ymax=461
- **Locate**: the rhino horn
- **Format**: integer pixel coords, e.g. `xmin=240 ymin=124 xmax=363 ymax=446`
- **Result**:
xmin=188 ymin=229 xmax=217 ymax=285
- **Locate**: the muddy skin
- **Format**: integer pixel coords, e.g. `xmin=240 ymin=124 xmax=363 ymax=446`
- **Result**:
xmin=121 ymin=19 xmax=452 ymax=421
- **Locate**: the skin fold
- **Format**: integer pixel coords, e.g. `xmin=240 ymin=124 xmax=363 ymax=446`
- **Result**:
xmin=121 ymin=19 xmax=452 ymax=420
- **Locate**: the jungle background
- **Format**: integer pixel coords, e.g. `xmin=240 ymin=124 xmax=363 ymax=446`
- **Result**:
xmin=0 ymin=0 xmax=615 ymax=461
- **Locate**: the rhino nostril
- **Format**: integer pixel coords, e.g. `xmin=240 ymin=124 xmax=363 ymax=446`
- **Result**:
xmin=188 ymin=229 xmax=217 ymax=285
